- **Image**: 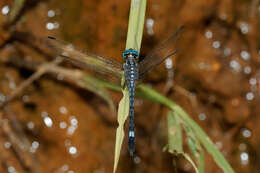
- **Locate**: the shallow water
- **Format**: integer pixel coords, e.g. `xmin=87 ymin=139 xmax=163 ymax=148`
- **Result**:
xmin=0 ymin=0 xmax=260 ymax=172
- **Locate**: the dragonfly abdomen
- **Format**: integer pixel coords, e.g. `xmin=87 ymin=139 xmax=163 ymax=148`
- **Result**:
xmin=124 ymin=59 xmax=139 ymax=156
xmin=128 ymin=79 xmax=135 ymax=156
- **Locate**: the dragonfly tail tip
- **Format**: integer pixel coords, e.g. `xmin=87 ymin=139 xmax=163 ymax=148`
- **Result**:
xmin=129 ymin=150 xmax=134 ymax=157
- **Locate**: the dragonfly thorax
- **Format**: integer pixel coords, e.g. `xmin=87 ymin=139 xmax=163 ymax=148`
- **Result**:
xmin=123 ymin=59 xmax=139 ymax=81
xmin=123 ymin=49 xmax=139 ymax=81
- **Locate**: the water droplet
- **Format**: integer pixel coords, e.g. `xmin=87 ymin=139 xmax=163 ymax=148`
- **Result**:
xmin=2 ymin=5 xmax=9 ymax=15
xmin=61 ymin=164 xmax=69 ymax=171
xmin=198 ymin=113 xmax=206 ymax=120
xmin=68 ymin=146 xmax=77 ymax=155
xmin=246 ymin=92 xmax=254 ymax=100
xmin=70 ymin=116 xmax=78 ymax=126
xmin=240 ymin=22 xmax=249 ymax=34
xmin=215 ymin=141 xmax=223 ymax=149
xmin=32 ymin=141 xmax=39 ymax=149
xmin=4 ymin=141 xmax=11 ymax=148
xmin=165 ymin=58 xmax=173 ymax=69
xmin=46 ymin=22 xmax=55 ymax=30
xmin=212 ymin=41 xmax=220 ymax=48
xmin=27 ymin=121 xmax=35 ymax=129
xmin=224 ymin=48 xmax=231 ymax=56
xmin=240 ymin=152 xmax=249 ymax=165
xmin=59 ymin=121 xmax=67 ymax=129
xmin=59 ymin=106 xmax=68 ymax=114
xmin=249 ymin=78 xmax=256 ymax=85
xmin=229 ymin=60 xmax=241 ymax=72
xmin=47 ymin=10 xmax=55 ymax=17
xmin=241 ymin=128 xmax=251 ymax=138
xmin=205 ymin=30 xmax=213 ymax=39
xmin=8 ymin=166 xmax=16 ymax=173
xmin=0 ymin=93 xmax=6 ymax=102
xmin=134 ymin=156 xmax=141 ymax=164
xmin=240 ymin=50 xmax=250 ymax=60
xmin=67 ymin=125 xmax=77 ymax=135
xmin=44 ymin=116 xmax=53 ymax=127
xmin=244 ymin=66 xmax=251 ymax=74
xmin=146 ymin=18 xmax=154 ymax=35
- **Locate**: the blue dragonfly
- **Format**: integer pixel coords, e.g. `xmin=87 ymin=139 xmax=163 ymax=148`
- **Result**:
xmin=48 ymin=25 xmax=184 ymax=156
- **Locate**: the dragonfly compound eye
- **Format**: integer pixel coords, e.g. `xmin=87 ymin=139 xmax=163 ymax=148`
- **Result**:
xmin=123 ymin=49 xmax=139 ymax=60
xmin=122 ymin=51 xmax=128 ymax=59
xmin=131 ymin=49 xmax=139 ymax=60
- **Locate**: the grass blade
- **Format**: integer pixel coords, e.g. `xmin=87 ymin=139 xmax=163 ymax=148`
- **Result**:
xmin=167 ymin=111 xmax=183 ymax=154
xmin=183 ymin=153 xmax=199 ymax=173
xmin=113 ymin=0 xmax=146 ymax=172
xmin=113 ymin=89 xmax=129 ymax=173
xmin=125 ymin=0 xmax=146 ymax=50
xmin=198 ymin=150 xmax=205 ymax=173
xmin=138 ymin=84 xmax=234 ymax=173
xmin=81 ymin=74 xmax=116 ymax=114
xmin=8 ymin=0 xmax=25 ymax=23
xmin=182 ymin=121 xmax=204 ymax=173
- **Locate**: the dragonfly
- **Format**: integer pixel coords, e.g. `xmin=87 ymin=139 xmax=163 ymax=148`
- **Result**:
xmin=48 ymin=25 xmax=184 ymax=156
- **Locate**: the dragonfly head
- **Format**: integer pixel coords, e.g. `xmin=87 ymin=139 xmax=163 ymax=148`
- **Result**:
xmin=122 ymin=49 xmax=139 ymax=61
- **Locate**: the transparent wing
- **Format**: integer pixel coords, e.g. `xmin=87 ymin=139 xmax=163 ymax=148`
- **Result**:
xmin=138 ymin=25 xmax=184 ymax=78
xmin=47 ymin=36 xmax=123 ymax=83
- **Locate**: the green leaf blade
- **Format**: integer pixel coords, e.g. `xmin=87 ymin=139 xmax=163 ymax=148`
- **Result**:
xmin=113 ymin=1 xmax=147 ymax=172
xmin=167 ymin=111 xmax=183 ymax=154
xmin=113 ymin=90 xmax=129 ymax=173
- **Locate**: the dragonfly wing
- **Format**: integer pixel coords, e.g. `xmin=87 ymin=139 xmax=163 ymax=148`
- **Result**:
xmin=47 ymin=36 xmax=123 ymax=83
xmin=138 ymin=25 xmax=184 ymax=78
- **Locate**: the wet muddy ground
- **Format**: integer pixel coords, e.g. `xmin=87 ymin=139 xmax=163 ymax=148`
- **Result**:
xmin=0 ymin=0 xmax=260 ymax=172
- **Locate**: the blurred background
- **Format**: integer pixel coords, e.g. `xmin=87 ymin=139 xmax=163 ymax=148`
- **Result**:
xmin=0 ymin=0 xmax=260 ymax=172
